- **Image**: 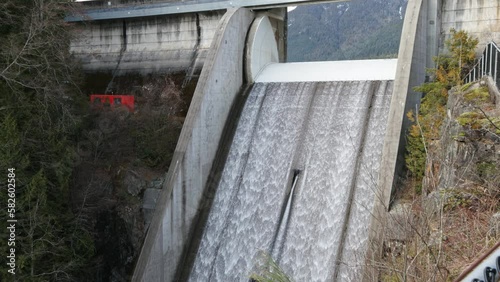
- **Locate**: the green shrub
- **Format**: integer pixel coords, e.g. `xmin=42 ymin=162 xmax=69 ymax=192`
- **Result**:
xmin=477 ymin=162 xmax=497 ymax=179
xmin=250 ymin=252 xmax=293 ymax=282
xmin=463 ymin=86 xmax=490 ymax=104
xmin=456 ymin=112 xmax=483 ymax=128
xmin=405 ymin=30 xmax=478 ymax=193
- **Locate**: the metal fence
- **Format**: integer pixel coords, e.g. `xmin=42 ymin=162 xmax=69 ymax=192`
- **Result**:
xmin=464 ymin=41 xmax=500 ymax=89
xmin=74 ymin=0 xmax=215 ymax=9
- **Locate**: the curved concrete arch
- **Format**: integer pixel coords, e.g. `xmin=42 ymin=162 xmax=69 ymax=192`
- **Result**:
xmin=245 ymin=15 xmax=280 ymax=83
xmin=131 ymin=8 xmax=254 ymax=282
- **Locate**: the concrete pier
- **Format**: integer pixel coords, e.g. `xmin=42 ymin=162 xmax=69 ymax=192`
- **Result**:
xmin=131 ymin=8 xmax=255 ymax=281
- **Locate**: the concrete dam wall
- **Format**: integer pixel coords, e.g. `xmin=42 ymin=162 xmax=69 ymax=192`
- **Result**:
xmin=70 ymin=11 xmax=224 ymax=74
xmin=441 ymin=0 xmax=500 ymax=52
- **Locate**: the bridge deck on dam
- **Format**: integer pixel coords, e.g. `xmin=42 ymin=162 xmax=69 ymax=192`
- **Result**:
xmin=67 ymin=0 xmax=345 ymax=21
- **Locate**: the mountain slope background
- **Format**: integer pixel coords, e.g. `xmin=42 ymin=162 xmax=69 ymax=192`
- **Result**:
xmin=287 ymin=0 xmax=408 ymax=62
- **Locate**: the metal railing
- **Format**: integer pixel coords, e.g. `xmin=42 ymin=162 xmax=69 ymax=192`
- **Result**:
xmin=73 ymin=0 xmax=209 ymax=9
xmin=464 ymin=41 xmax=500 ymax=89
xmin=454 ymin=241 xmax=500 ymax=282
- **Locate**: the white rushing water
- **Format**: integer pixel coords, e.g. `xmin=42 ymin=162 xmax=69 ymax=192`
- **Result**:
xmin=189 ymin=80 xmax=393 ymax=281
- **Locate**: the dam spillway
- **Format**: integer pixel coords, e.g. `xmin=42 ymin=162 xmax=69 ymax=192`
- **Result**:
xmin=188 ymin=78 xmax=394 ymax=281
xmin=127 ymin=4 xmax=427 ymax=280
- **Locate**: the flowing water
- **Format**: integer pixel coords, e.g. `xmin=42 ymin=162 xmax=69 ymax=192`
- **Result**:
xmin=188 ymin=80 xmax=394 ymax=281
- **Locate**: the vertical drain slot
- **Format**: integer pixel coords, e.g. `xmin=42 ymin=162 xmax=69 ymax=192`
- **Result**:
xmin=291 ymin=169 xmax=301 ymax=190
xmin=269 ymin=169 xmax=302 ymax=259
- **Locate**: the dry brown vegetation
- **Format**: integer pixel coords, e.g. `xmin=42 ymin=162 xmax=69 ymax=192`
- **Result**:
xmin=380 ymin=80 xmax=500 ymax=281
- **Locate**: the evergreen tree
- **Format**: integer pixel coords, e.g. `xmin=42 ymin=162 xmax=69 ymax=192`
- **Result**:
xmin=0 ymin=0 xmax=94 ymax=280
xmin=405 ymin=30 xmax=478 ymax=192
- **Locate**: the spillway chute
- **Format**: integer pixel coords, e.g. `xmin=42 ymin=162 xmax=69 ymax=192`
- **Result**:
xmin=188 ymin=79 xmax=394 ymax=281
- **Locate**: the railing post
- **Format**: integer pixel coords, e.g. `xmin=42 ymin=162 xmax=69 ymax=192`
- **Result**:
xmin=479 ymin=57 xmax=481 ymax=78
xmin=483 ymin=55 xmax=485 ymax=76
xmin=489 ymin=44 xmax=493 ymax=76
xmin=495 ymin=48 xmax=498 ymax=83
xmin=479 ymin=53 xmax=481 ymax=77
xmin=486 ymin=45 xmax=489 ymax=75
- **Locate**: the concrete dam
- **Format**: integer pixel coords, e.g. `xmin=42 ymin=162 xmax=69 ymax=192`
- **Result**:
xmin=67 ymin=0 xmax=500 ymax=280
xmin=124 ymin=4 xmax=412 ymax=277
xmin=188 ymin=78 xmax=394 ymax=281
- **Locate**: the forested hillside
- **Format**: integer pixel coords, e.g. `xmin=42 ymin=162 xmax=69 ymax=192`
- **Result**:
xmin=0 ymin=2 xmax=189 ymax=280
xmin=288 ymin=0 xmax=408 ymax=62
xmin=0 ymin=0 xmax=95 ymax=280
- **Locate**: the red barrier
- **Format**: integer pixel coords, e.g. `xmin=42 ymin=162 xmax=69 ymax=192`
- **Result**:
xmin=90 ymin=94 xmax=134 ymax=112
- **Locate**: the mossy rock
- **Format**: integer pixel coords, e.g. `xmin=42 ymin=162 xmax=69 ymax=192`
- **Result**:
xmin=463 ymin=86 xmax=490 ymax=104
xmin=460 ymin=82 xmax=474 ymax=92
xmin=455 ymin=112 xmax=500 ymax=130
xmin=477 ymin=161 xmax=497 ymax=179
xmin=480 ymin=117 xmax=500 ymax=130
xmin=456 ymin=111 xmax=483 ymax=129
xmin=441 ymin=188 xmax=476 ymax=211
